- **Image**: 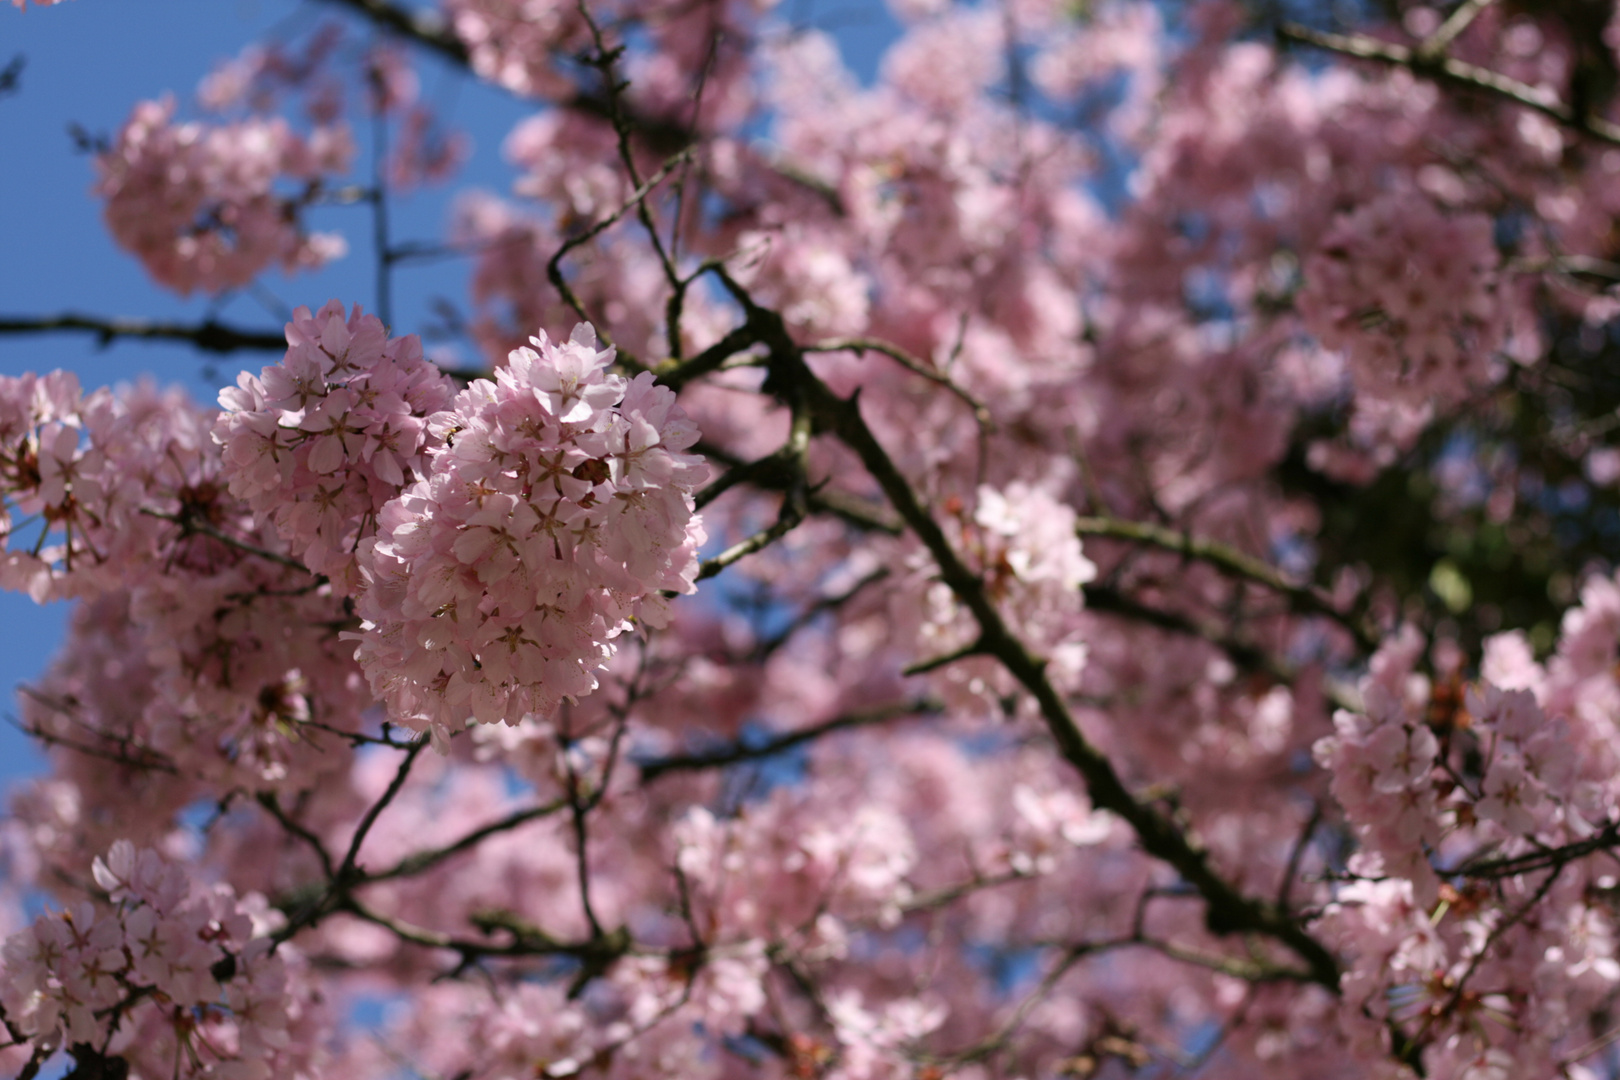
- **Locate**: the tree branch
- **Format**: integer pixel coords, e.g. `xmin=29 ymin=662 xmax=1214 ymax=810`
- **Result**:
xmin=706 ymin=268 xmax=1342 ymax=988
xmin=316 ymin=0 xmax=469 ymax=64
xmin=0 ymin=313 xmax=286 ymax=354
xmin=1279 ymin=22 xmax=1620 ymax=147
xmin=637 ymin=701 xmax=932 ymax=781
xmin=360 ymin=799 xmax=569 ymax=883
xmin=1074 ymin=515 xmax=1378 ymax=653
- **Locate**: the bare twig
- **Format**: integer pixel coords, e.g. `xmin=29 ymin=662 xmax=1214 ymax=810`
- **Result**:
xmin=695 ymin=408 xmax=812 ymax=581
xmin=638 ymin=701 xmax=932 ymax=781
xmin=257 ymin=792 xmax=337 ymax=881
xmin=545 ymin=149 xmax=692 ymax=362
xmin=695 ymin=439 xmax=901 ymax=534
xmin=138 ymin=507 xmax=312 ymax=573
xmin=804 ymin=336 xmax=996 ymax=460
xmin=337 ymin=736 xmax=428 ymax=886
xmin=1415 ymin=0 xmax=1497 ymax=63
xmin=360 ymin=799 xmax=570 ymax=883
xmin=1454 ymin=820 xmax=1620 ymax=880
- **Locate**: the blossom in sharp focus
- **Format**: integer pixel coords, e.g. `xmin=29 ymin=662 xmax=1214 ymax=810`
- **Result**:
xmin=351 ymin=323 xmax=709 ymax=743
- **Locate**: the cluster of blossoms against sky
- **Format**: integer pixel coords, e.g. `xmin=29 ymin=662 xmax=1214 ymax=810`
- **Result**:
xmin=12 ymin=1 xmax=1620 ymax=1080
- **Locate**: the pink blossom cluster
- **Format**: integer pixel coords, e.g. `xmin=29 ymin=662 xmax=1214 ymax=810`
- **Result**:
xmin=351 ymin=324 xmax=709 ymax=741
xmin=388 ymin=103 xmax=469 ymax=190
xmin=1314 ymin=599 xmax=1620 ymax=1075
xmin=0 ymin=373 xmax=368 ymax=795
xmin=442 ymin=0 xmax=764 ymax=130
xmin=216 ymin=300 xmax=455 ymax=591
xmin=674 ymin=794 xmax=918 ymax=941
xmin=18 ymin=2 xmax=1620 ymax=1079
xmin=441 ymin=0 xmax=590 ymax=99
xmin=1297 ymin=192 xmax=1504 ymax=447
xmin=1312 ymin=627 xmax=1447 ymax=894
xmin=0 ymin=369 xmax=101 ymax=600
xmin=197 ymin=29 xmax=464 ymax=193
xmin=0 ymin=370 xmax=256 ymax=600
xmin=96 ymin=98 xmax=351 ymax=295
xmin=197 ymin=26 xmax=348 ymax=121
xmin=0 ymin=842 xmax=306 ymax=1080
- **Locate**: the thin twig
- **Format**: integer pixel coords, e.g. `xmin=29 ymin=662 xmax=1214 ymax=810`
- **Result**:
xmin=1074 ymin=515 xmax=1378 ymax=653
xmin=804 ymin=336 xmax=995 ymax=461
xmin=360 ymin=799 xmax=569 ymax=882
xmin=545 ymin=149 xmax=692 ymax=361
xmin=138 ymin=508 xmax=312 ymax=573
xmin=337 ymin=735 xmax=428 ymax=886
xmin=1415 ymin=0 xmax=1497 ymax=63
xmin=695 ymin=408 xmax=811 ymax=581
xmin=638 ymin=701 xmax=931 ymax=781
xmin=257 ymin=792 xmax=337 ymax=880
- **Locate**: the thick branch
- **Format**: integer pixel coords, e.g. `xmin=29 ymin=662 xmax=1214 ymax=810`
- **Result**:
xmin=0 ymin=313 xmax=286 ymax=354
xmin=710 ymin=279 xmax=1342 ymax=988
xmin=317 ymin=0 xmax=469 ymax=64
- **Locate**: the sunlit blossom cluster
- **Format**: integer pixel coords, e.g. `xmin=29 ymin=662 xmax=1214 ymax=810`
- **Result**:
xmin=351 ymin=324 xmax=709 ymax=742
xmin=216 ymin=300 xmax=455 ymax=591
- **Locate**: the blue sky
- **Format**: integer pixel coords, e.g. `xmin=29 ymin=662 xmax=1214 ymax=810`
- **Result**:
xmin=0 ymin=0 xmax=898 ymax=788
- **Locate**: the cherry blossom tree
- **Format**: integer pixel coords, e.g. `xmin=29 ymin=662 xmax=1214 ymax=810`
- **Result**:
xmin=9 ymin=0 xmax=1620 ymax=1077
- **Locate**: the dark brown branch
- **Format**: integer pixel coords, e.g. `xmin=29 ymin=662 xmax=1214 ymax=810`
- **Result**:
xmin=0 ymin=313 xmax=286 ymax=354
xmin=270 ymin=736 xmax=427 ymax=944
xmin=751 ymin=565 xmax=891 ymax=660
xmin=1454 ymin=820 xmax=1620 ymax=880
xmin=546 ymin=148 xmax=692 ymax=364
xmin=316 ymin=0 xmax=469 ymax=64
xmin=656 ymin=318 xmax=761 ymax=392
xmin=695 ymin=407 xmax=812 ymax=581
xmin=804 ymin=337 xmax=994 ymax=437
xmin=360 ymin=799 xmax=569 ymax=883
xmin=257 ymin=792 xmax=337 ymax=881
xmin=337 ymin=737 xmax=427 ymax=885
xmin=695 ymin=439 xmax=901 ymax=535
xmin=344 ymin=894 xmax=636 ymax=964
xmin=638 ymin=701 xmax=932 ymax=781
xmin=138 ymin=508 xmax=312 ymax=573
xmin=707 ymin=270 xmax=1342 ymax=988
xmin=7 ymin=704 xmax=178 ymax=776
xmin=1277 ymin=802 xmax=1324 ymax=913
